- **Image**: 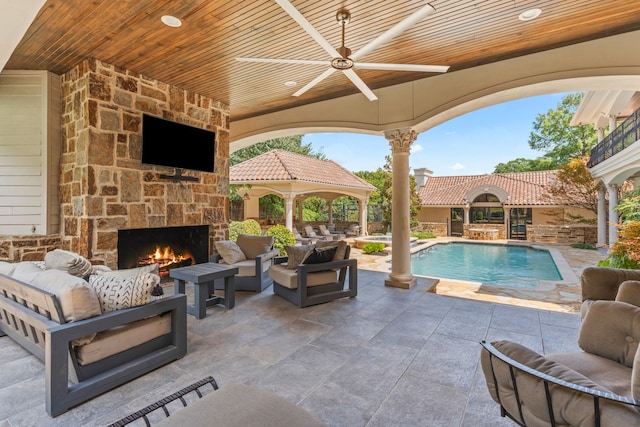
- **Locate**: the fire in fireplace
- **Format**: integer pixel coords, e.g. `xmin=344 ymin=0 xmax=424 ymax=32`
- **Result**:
xmin=118 ymin=226 xmax=209 ymax=278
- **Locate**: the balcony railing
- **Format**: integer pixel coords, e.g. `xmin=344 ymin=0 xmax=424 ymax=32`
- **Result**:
xmin=587 ymin=108 xmax=640 ymax=168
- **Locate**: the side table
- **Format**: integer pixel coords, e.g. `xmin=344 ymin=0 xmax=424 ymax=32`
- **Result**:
xmin=170 ymin=262 xmax=238 ymax=319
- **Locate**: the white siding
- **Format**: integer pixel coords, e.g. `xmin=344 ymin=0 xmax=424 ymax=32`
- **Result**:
xmin=0 ymin=71 xmax=60 ymax=235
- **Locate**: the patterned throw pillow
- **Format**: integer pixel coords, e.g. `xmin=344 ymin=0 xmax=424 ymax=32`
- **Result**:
xmin=88 ymin=272 xmax=160 ymax=312
xmin=215 ymin=240 xmax=247 ymax=264
xmin=303 ymin=246 xmax=337 ymax=264
xmin=284 ymin=244 xmax=314 ymax=270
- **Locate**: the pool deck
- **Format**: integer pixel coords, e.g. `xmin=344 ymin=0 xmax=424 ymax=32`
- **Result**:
xmin=350 ymin=237 xmax=607 ymax=313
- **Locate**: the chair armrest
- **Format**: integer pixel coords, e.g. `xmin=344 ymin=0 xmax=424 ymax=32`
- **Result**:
xmin=298 ymin=258 xmax=356 ymax=275
xmin=581 ymin=267 xmax=640 ymax=302
xmin=210 ymin=253 xmax=222 ymax=263
xmin=256 ymin=248 xmax=280 ymax=263
xmin=273 ymin=256 xmax=288 ymax=265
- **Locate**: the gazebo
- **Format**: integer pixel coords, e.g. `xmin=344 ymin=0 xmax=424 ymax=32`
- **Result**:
xmin=230 ymin=150 xmax=375 ymax=235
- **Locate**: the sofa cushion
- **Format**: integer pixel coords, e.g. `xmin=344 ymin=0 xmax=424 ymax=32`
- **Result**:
xmin=632 ymin=343 xmax=640 ymax=403
xmin=315 ymin=239 xmax=348 ymax=261
xmin=234 ymin=259 xmax=259 ymax=277
xmin=268 ymin=264 xmax=337 ymax=289
xmin=215 ymin=240 xmax=247 ymax=264
xmin=94 ymin=263 xmax=159 ymax=278
xmin=616 ymin=280 xmax=640 ymax=307
xmin=0 ymin=261 xmax=17 ymax=276
xmin=88 ymin=272 xmax=160 ymax=313
xmin=236 ymin=234 xmax=274 ymax=259
xmin=74 ymin=312 xmax=172 ymax=366
xmin=44 ymin=249 xmax=93 ymax=278
xmin=578 ymin=300 xmax=640 ymax=368
xmin=284 ymin=245 xmax=313 ymax=270
xmin=12 ymin=262 xmax=102 ymax=322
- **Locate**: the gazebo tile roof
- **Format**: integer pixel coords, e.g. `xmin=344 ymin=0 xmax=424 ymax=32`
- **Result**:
xmin=230 ymin=149 xmax=376 ymax=190
xmin=418 ymin=170 xmax=559 ymax=206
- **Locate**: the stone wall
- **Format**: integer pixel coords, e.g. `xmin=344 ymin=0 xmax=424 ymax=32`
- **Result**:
xmin=0 ymin=235 xmax=63 ymax=262
xmin=527 ymin=225 xmax=597 ymax=244
xmin=59 ymin=59 xmax=230 ymax=267
xmin=414 ymin=222 xmax=448 ymax=237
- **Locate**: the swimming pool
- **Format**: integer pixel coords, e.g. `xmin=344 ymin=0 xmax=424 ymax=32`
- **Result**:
xmin=411 ymin=242 xmax=562 ymax=288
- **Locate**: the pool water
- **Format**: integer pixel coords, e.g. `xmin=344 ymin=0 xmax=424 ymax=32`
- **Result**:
xmin=411 ymin=242 xmax=562 ymax=288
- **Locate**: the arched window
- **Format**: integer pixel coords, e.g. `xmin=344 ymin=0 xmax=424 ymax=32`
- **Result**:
xmin=473 ymin=193 xmax=500 ymax=203
xmin=470 ymin=193 xmax=504 ymax=224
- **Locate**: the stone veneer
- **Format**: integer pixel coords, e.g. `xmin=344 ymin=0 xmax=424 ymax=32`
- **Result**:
xmin=59 ymin=59 xmax=230 ymax=268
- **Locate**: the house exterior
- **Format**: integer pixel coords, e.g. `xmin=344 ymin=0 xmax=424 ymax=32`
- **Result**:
xmin=414 ymin=168 xmax=597 ymax=244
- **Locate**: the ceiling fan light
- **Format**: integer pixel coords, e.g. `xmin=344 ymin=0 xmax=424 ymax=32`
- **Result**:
xmin=331 ymin=57 xmax=354 ymax=70
xmin=284 ymin=80 xmax=297 ymax=87
xmin=518 ymin=8 xmax=541 ymax=21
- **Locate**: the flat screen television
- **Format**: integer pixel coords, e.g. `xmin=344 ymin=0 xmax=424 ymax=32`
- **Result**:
xmin=141 ymin=114 xmax=215 ymax=173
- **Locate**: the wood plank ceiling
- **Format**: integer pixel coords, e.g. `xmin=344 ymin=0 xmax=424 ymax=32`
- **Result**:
xmin=6 ymin=0 xmax=640 ymax=121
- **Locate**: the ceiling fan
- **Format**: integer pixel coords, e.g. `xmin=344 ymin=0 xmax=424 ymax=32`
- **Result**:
xmin=236 ymin=0 xmax=449 ymax=101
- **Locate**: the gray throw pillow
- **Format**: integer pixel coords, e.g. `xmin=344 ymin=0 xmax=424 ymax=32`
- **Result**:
xmin=215 ymin=240 xmax=247 ymax=264
xmin=285 ymin=245 xmax=313 ymax=270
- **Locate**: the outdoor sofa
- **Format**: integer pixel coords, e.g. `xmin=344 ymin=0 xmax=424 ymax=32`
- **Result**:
xmin=0 ymin=250 xmax=187 ymax=416
xmin=480 ymin=266 xmax=640 ymax=426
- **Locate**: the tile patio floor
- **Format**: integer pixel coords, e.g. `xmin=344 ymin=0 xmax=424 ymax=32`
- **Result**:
xmin=0 ymin=243 xmax=606 ymax=426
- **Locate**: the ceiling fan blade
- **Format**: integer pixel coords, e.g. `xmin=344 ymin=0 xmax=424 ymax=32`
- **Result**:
xmin=352 ymin=3 xmax=436 ymax=61
xmin=343 ymin=69 xmax=377 ymax=101
xmin=274 ymin=0 xmax=339 ymax=58
xmin=293 ymin=68 xmax=337 ymax=97
xmin=236 ymin=57 xmax=330 ymax=66
xmin=355 ymin=62 xmax=449 ymax=73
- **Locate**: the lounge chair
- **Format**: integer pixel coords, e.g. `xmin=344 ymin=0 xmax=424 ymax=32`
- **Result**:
xmin=344 ymin=224 xmax=360 ymax=237
xmin=304 ymin=225 xmax=332 ymax=241
xmin=293 ymin=227 xmax=313 ymax=244
xmin=318 ymin=224 xmax=345 ymax=241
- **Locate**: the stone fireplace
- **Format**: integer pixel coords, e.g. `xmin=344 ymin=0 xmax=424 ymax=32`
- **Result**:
xmin=53 ymin=58 xmax=230 ymax=268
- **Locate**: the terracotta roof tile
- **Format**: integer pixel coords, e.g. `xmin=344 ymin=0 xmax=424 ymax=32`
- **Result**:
xmin=230 ymin=149 xmax=376 ymax=191
xmin=418 ymin=170 xmax=560 ymax=206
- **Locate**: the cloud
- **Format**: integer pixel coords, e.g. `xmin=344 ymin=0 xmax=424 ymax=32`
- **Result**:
xmin=449 ymin=162 xmax=465 ymax=171
xmin=411 ymin=144 xmax=423 ymax=153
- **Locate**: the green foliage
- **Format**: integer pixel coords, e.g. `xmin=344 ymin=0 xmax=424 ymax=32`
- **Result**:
xmin=598 ymin=221 xmax=640 ymax=270
xmin=570 ymin=243 xmax=597 ymax=250
xmin=493 ymin=157 xmax=556 ymax=173
xmin=362 ymin=243 xmax=386 ymax=254
xmin=411 ymin=231 xmax=436 ymax=239
xmin=230 ymin=135 xmax=325 ymax=166
xmin=528 ymin=92 xmax=598 ymax=165
xmin=260 ymin=194 xmax=284 ymax=220
xmin=265 ymin=225 xmax=296 ymax=255
xmin=228 ymin=219 xmax=262 ymax=241
xmin=303 ymin=196 xmax=327 ymax=221
xmin=354 ymin=169 xmax=386 ymax=205
xmin=615 ymin=189 xmax=640 ymax=222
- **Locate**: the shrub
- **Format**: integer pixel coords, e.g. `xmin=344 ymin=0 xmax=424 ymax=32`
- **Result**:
xmin=411 ymin=231 xmax=436 ymax=240
xmin=570 ymin=243 xmax=597 ymax=250
xmin=265 ymin=225 xmax=296 ymax=255
xmin=598 ymin=221 xmax=640 ymax=269
xmin=229 ymin=219 xmax=262 ymax=241
xmin=362 ymin=242 xmax=386 ymax=254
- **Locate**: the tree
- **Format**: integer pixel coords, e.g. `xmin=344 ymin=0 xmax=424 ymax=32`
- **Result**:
xmin=492 ymin=92 xmax=598 ymax=173
xmin=230 ymin=135 xmax=325 ymax=166
xmin=544 ymin=156 xmax=600 ymax=218
xmin=354 ymin=169 xmax=386 ymax=205
xmin=528 ymin=92 xmax=598 ymax=166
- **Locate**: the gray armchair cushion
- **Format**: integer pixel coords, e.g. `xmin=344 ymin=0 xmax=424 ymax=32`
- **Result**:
xmin=616 ymin=280 xmax=640 ymax=307
xmin=236 ymin=234 xmax=274 ymax=259
xmin=578 ymin=300 xmax=640 ymax=368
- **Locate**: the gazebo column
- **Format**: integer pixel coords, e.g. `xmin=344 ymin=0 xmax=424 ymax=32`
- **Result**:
xmin=284 ymin=194 xmax=294 ymax=231
xmin=297 ymin=198 xmax=304 ymax=228
xmin=384 ymin=128 xmax=417 ymax=289
xmin=358 ymin=198 xmax=368 ymax=236
xmin=608 ymin=184 xmax=619 ymax=247
xmin=327 ymin=199 xmax=334 ymax=226
xmin=597 ymin=185 xmax=607 ymax=247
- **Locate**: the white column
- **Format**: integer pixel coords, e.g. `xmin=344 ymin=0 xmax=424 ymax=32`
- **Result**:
xmin=327 ymin=199 xmax=334 ymax=225
xmin=359 ymin=198 xmax=368 ymax=236
xmin=384 ymin=128 xmax=417 ymax=289
xmin=597 ymin=185 xmax=607 ymax=247
xmin=297 ymin=198 xmax=304 ymax=228
xmin=464 ymin=203 xmax=470 ymax=224
xmin=503 ymin=206 xmax=510 ymax=239
xmin=608 ymin=184 xmax=619 ymax=246
xmin=597 ymin=127 xmax=605 ymax=142
xmin=609 ymin=115 xmax=617 ymax=133
xmin=284 ymin=195 xmax=294 ymax=231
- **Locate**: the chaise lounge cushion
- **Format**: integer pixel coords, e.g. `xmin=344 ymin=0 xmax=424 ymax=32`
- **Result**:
xmin=268 ymin=265 xmax=337 ymax=289
xmin=236 ymin=234 xmax=274 ymax=259
xmin=12 ymin=261 xmax=102 ymax=322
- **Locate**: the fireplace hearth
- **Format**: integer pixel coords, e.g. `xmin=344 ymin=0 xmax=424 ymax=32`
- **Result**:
xmin=118 ymin=226 xmax=209 ymax=278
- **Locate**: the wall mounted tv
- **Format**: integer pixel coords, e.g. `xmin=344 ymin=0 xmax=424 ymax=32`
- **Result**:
xmin=141 ymin=114 xmax=215 ymax=173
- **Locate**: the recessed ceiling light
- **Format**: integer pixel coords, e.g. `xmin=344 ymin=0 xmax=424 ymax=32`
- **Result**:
xmin=161 ymin=15 xmax=182 ymax=27
xmin=284 ymin=81 xmax=297 ymax=87
xmin=518 ymin=8 xmax=541 ymax=21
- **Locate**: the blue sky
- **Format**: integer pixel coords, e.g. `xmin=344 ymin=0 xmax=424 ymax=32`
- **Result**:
xmin=302 ymin=92 xmax=571 ymax=176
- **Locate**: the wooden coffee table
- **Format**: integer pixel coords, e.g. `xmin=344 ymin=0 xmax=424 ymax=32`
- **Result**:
xmin=170 ymin=262 xmax=238 ymax=319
